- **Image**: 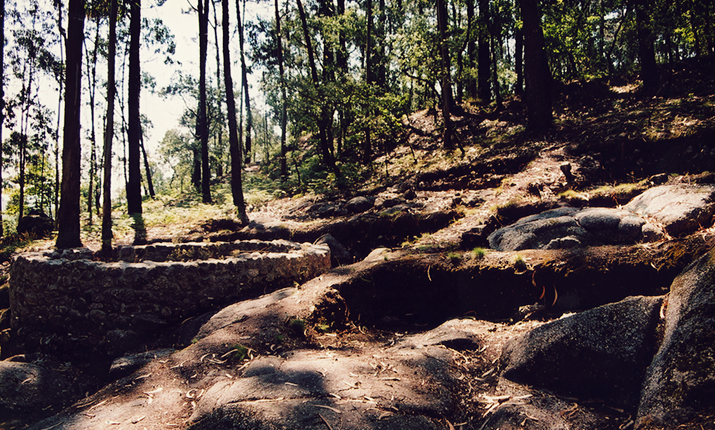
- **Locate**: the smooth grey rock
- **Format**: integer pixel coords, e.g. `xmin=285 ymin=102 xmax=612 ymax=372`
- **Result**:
xmin=501 ymin=295 xmax=663 ymax=407
xmin=637 ymin=247 xmax=715 ymax=427
xmin=624 ymin=184 xmax=715 ymax=236
xmin=345 ymin=196 xmax=374 ymax=213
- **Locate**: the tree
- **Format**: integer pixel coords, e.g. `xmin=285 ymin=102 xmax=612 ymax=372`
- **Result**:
xmin=0 ymin=0 xmax=4 ymax=237
xmin=520 ymin=0 xmax=552 ymax=130
xmin=127 ymin=0 xmax=143 ymax=215
xmin=222 ymin=0 xmax=248 ymax=223
xmin=197 ymin=0 xmax=212 ymax=203
xmin=236 ymin=0 xmax=252 ymax=164
xmin=274 ymin=0 xmax=288 ymax=182
xmin=632 ymin=0 xmax=659 ymax=92
xmin=56 ymin=0 xmax=85 ymax=249
xmin=295 ymin=0 xmax=340 ymax=180
xmin=102 ymin=0 xmax=118 ymax=255
xmin=477 ymin=0 xmax=491 ymax=102
xmin=436 ymin=0 xmax=453 ymax=148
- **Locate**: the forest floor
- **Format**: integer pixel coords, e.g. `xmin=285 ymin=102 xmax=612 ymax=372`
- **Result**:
xmin=3 ymin=56 xmax=715 ymax=429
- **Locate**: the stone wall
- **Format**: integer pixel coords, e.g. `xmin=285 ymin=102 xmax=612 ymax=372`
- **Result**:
xmin=8 ymin=240 xmax=330 ymax=358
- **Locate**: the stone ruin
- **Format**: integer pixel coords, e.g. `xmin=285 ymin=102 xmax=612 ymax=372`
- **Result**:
xmin=8 ymin=239 xmax=330 ymax=359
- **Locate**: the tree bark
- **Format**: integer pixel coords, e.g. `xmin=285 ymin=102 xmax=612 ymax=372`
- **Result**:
xmin=102 ymin=0 xmax=117 ymax=255
xmin=127 ymin=0 xmax=143 ymax=214
xmin=296 ymin=0 xmax=340 ymax=179
xmin=223 ymin=0 xmax=249 ymax=222
xmin=236 ymin=0 xmax=252 ymax=164
xmin=437 ymin=0 xmax=454 ymax=148
xmin=0 ymin=0 xmax=4 ymax=237
xmin=56 ymin=0 xmax=85 ymax=249
xmin=275 ymin=0 xmax=288 ymax=182
xmin=520 ymin=0 xmax=552 ymax=130
xmin=514 ymin=24 xmax=523 ymax=95
xmin=477 ymin=0 xmax=491 ymax=102
xmin=466 ymin=0 xmax=477 ymax=100
xmin=198 ymin=0 xmax=212 ymax=203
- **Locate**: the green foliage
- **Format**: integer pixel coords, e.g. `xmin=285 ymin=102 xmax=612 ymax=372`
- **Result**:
xmin=229 ymin=344 xmax=251 ymax=361
xmin=472 ymin=247 xmax=487 ymax=259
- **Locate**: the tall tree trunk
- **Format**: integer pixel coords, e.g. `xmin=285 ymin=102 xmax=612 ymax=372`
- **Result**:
xmin=633 ymin=0 xmax=659 ymax=92
xmin=490 ymin=30 xmax=503 ymax=110
xmin=514 ymin=23 xmax=523 ymax=95
xmin=102 ymin=0 xmax=117 ymax=255
xmin=466 ymin=0 xmax=477 ymax=100
xmin=212 ymin=0 xmax=224 ymax=177
xmin=236 ymin=0 xmax=252 ymax=164
xmin=86 ymin=20 xmax=100 ymax=225
xmin=198 ymin=0 xmax=212 ymax=203
xmin=477 ymin=0 xmax=491 ymax=102
xmin=56 ymin=0 xmax=85 ymax=249
xmin=55 ymin=2 xmax=64 ymax=221
xmin=0 ymin=0 xmax=4 ymax=237
xmin=223 ymin=0 xmax=249 ymax=222
xmin=296 ymin=0 xmax=340 ymax=179
xmin=520 ymin=0 xmax=552 ymax=130
xmin=437 ymin=0 xmax=454 ymax=148
xmin=364 ymin=0 xmax=373 ymax=163
xmin=275 ymin=0 xmax=288 ymax=182
xmin=127 ymin=0 xmax=143 ymax=214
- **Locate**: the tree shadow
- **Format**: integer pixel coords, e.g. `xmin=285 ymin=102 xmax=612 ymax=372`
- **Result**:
xmin=131 ymin=213 xmax=147 ymax=245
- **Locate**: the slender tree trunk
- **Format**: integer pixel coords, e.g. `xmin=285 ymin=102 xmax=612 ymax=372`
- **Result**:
xmin=0 ymin=0 xmax=4 ymax=237
xmin=223 ymin=0 xmax=248 ymax=222
xmin=139 ymin=133 xmax=155 ymax=198
xmin=520 ymin=0 xmax=552 ymax=130
xmin=127 ymin=0 xmax=143 ymax=214
xmin=296 ymin=0 xmax=340 ymax=179
xmin=212 ymin=0 xmax=225 ymax=177
xmin=55 ymin=2 xmax=64 ymax=221
xmin=198 ymin=0 xmax=212 ymax=203
xmin=490 ymin=31 xmax=503 ymax=110
xmin=56 ymin=0 xmax=85 ymax=249
xmin=364 ymin=0 xmax=373 ymax=164
xmin=102 ymin=0 xmax=117 ymax=255
xmin=437 ymin=0 xmax=454 ymax=148
xmin=275 ymin=0 xmax=288 ymax=182
xmin=477 ymin=0 xmax=491 ymax=102
xmin=514 ymin=24 xmax=524 ymax=95
xmin=86 ymin=20 xmax=100 ymax=225
xmin=236 ymin=0 xmax=252 ymax=164
xmin=466 ymin=0 xmax=477 ymax=100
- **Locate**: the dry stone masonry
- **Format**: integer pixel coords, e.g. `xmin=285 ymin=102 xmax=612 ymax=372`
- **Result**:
xmin=9 ymin=239 xmax=330 ymax=359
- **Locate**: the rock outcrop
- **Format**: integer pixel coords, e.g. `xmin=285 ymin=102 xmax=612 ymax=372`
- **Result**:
xmin=637 ymin=247 xmax=715 ymax=428
xmin=489 ymin=184 xmax=715 ymax=251
xmin=501 ymin=295 xmax=663 ymax=408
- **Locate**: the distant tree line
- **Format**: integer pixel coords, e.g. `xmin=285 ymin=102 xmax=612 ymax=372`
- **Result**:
xmin=0 ymin=0 xmax=712 ymax=249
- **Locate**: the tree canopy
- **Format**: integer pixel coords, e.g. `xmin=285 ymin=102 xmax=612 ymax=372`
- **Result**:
xmin=0 ymin=0 xmax=712 ymax=246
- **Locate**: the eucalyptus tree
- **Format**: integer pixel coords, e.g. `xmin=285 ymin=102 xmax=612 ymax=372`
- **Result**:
xmin=127 ymin=0 xmax=143 ymax=215
xmin=0 ymin=0 xmax=4 ymax=237
xmin=236 ymin=0 xmax=253 ymax=164
xmin=222 ymin=0 xmax=248 ymax=222
xmin=197 ymin=0 xmax=211 ymax=203
xmin=520 ymin=0 xmax=552 ymax=130
xmin=436 ymin=0 xmax=453 ymax=148
xmin=56 ymin=0 xmax=85 ymax=249
xmin=102 ymin=0 xmax=118 ymax=255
